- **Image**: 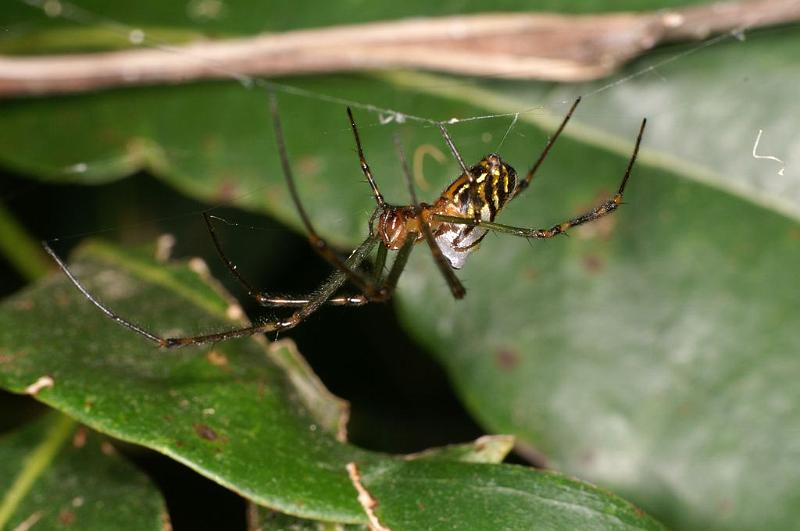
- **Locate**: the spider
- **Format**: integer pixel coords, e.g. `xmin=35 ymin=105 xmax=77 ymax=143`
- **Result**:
xmin=44 ymin=93 xmax=646 ymax=349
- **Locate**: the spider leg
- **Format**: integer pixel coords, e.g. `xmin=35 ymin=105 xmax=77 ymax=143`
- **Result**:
xmin=434 ymin=118 xmax=646 ymax=240
xmin=394 ymin=134 xmax=466 ymax=299
xmin=241 ymin=239 xmax=392 ymax=308
xmin=347 ymin=107 xmax=386 ymax=208
xmin=42 ymin=242 xmax=163 ymax=345
xmin=45 ymin=233 xmax=380 ymax=348
xmin=244 ymin=238 xmax=409 ymax=308
xmin=268 ymin=91 xmax=387 ymax=300
xmin=511 ymin=97 xmax=581 ymax=200
xmin=203 ymin=213 xmax=375 ymax=308
xmin=438 ymin=122 xmax=476 ymax=184
xmin=438 ymin=121 xmax=482 ymax=228
xmin=257 ymin=294 xmax=369 ymax=307
xmin=164 ymin=234 xmax=380 ymax=347
xmin=372 ymin=242 xmax=388 ymax=282
xmin=203 ymin=212 xmax=266 ymax=304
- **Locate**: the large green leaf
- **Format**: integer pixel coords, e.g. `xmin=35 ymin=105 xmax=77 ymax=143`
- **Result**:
xmin=0 ymin=242 xmax=661 ymax=528
xmin=0 ymin=413 xmax=168 ymax=530
xmin=359 ymin=459 xmax=660 ymax=530
xmin=250 ymin=461 xmax=659 ymax=530
xmin=1 ymin=1 xmax=798 ymax=529
xmin=400 ymin=149 xmax=800 ymax=531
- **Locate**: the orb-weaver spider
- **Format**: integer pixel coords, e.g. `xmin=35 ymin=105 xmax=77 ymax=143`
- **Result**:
xmin=44 ymin=93 xmax=646 ymax=348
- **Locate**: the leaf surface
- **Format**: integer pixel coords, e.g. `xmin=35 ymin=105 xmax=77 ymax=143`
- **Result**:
xmin=0 ymin=413 xmax=168 ymax=530
xmin=0 ymin=242 xmax=661 ymax=528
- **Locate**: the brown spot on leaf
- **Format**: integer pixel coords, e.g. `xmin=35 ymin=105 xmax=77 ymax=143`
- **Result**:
xmin=214 ymin=179 xmax=240 ymax=203
xmin=579 ymin=449 xmax=596 ymax=466
xmin=58 ymin=510 xmax=76 ymax=525
xmin=72 ymin=427 xmax=87 ymax=448
xmin=495 ymin=348 xmax=519 ymax=371
xmin=56 ymin=292 xmax=71 ymax=307
xmin=194 ymin=423 xmax=218 ymax=441
xmin=582 ymin=254 xmax=605 ymax=274
xmin=297 ymin=155 xmax=321 ymax=177
xmin=101 ymin=441 xmax=117 ymax=456
xmin=13 ymin=299 xmax=34 ymax=311
xmin=718 ymin=498 xmax=734 ymax=514
xmin=522 ymin=266 xmax=539 ymax=281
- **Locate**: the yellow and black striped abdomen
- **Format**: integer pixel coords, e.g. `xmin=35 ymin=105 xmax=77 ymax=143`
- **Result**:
xmin=432 ymin=154 xmax=517 ymax=269
xmin=439 ymin=154 xmax=517 ymax=222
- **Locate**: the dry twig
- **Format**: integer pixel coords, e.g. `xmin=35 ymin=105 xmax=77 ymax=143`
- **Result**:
xmin=0 ymin=0 xmax=798 ymax=97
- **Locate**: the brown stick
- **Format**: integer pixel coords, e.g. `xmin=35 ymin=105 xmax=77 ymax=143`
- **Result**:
xmin=1 ymin=0 xmax=798 ymax=97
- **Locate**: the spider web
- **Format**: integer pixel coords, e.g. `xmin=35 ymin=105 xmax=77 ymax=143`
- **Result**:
xmin=8 ymin=0 xmax=800 ymax=240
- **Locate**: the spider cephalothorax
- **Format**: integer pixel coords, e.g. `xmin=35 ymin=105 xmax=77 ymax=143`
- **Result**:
xmin=46 ymin=94 xmax=646 ymax=348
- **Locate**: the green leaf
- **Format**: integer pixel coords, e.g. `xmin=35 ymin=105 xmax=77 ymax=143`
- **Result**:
xmin=359 ymin=460 xmax=659 ymax=530
xmin=0 ymin=240 xmax=377 ymax=523
xmin=0 ymin=412 xmax=169 ymax=530
xmin=0 ymin=242 xmax=661 ymax=528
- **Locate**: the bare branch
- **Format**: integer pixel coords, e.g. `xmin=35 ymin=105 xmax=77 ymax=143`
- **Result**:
xmin=1 ymin=0 xmax=798 ymax=97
